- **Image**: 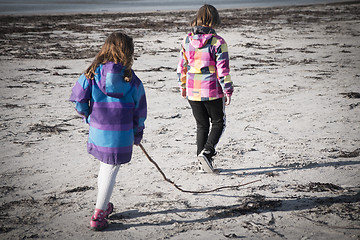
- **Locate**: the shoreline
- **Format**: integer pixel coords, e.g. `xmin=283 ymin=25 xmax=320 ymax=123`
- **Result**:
xmin=1 ymin=1 xmax=359 ymax=61
xmin=0 ymin=0 xmax=357 ymax=17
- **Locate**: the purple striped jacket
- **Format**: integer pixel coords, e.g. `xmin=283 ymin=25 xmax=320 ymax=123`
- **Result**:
xmin=69 ymin=62 xmax=147 ymax=165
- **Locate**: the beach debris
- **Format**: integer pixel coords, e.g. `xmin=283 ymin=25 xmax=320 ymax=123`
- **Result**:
xmin=0 ymin=198 xmax=38 ymax=212
xmin=223 ymin=232 xmax=244 ymax=238
xmin=136 ymin=66 xmax=176 ymax=72
xmin=289 ymin=182 xmax=343 ymax=192
xmin=157 ymin=127 xmax=169 ymax=135
xmin=207 ymin=194 xmax=281 ymax=218
xmin=6 ymin=85 xmax=27 ymax=89
xmin=0 ymin=185 xmax=16 ymax=195
xmin=139 ymin=143 xmax=261 ymax=194
xmin=244 ymin=125 xmax=277 ymax=134
xmin=243 ymin=219 xmax=285 ymax=238
xmin=53 ymin=65 xmax=70 ymax=70
xmin=18 ymin=67 xmax=51 ymax=73
xmin=330 ymin=148 xmax=360 ymax=158
xmin=64 ymin=186 xmax=95 ymax=193
xmin=0 ymin=226 xmax=14 ymax=234
xmin=265 ymin=172 xmax=280 ymax=177
xmin=21 ymin=80 xmax=40 ymax=84
xmin=349 ymin=102 xmax=360 ymax=109
xmin=1 ymin=103 xmax=22 ymax=109
xmin=339 ymin=92 xmax=360 ymax=98
xmin=154 ymin=113 xmax=181 ymax=119
xmin=298 ymin=192 xmax=360 ymax=223
xmin=29 ymin=123 xmax=70 ymax=134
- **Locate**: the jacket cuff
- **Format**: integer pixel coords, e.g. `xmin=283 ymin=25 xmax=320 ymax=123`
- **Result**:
xmin=134 ymin=131 xmax=143 ymax=145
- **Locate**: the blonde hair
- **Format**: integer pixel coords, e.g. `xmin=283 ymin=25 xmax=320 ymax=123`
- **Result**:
xmin=85 ymin=31 xmax=134 ymax=82
xmin=191 ymin=4 xmax=221 ymax=27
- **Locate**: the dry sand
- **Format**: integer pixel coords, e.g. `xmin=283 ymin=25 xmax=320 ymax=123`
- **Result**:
xmin=0 ymin=1 xmax=359 ymax=239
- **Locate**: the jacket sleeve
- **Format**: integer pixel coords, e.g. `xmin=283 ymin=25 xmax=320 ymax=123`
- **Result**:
xmin=176 ymin=38 xmax=188 ymax=89
xmin=132 ymin=73 xmax=147 ymax=145
xmin=215 ymin=39 xmax=234 ymax=96
xmin=69 ymin=74 xmax=91 ymax=122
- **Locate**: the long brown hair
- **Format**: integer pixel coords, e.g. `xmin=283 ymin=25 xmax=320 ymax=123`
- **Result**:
xmin=85 ymin=31 xmax=134 ymax=82
xmin=191 ymin=4 xmax=221 ymax=28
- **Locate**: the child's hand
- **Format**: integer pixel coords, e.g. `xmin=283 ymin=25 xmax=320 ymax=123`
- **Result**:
xmin=225 ymin=95 xmax=231 ymax=106
xmin=181 ymin=88 xmax=187 ymax=99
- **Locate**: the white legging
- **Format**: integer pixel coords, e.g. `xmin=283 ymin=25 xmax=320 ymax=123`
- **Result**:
xmin=95 ymin=162 xmax=120 ymax=211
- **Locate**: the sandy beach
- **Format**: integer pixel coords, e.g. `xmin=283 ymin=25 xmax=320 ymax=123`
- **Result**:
xmin=0 ymin=1 xmax=359 ymax=239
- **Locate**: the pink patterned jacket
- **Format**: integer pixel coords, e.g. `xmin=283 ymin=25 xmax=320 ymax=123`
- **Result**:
xmin=177 ymin=27 xmax=233 ymax=101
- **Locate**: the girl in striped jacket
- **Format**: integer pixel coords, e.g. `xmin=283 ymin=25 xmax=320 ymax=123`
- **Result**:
xmin=70 ymin=32 xmax=147 ymax=231
xmin=177 ymin=4 xmax=233 ymax=173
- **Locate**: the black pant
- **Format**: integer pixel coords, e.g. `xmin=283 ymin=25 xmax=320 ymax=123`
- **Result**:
xmin=188 ymin=98 xmax=226 ymax=156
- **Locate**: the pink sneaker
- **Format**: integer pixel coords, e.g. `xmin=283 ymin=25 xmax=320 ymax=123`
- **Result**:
xmin=90 ymin=209 xmax=108 ymax=231
xmin=104 ymin=202 xmax=114 ymax=218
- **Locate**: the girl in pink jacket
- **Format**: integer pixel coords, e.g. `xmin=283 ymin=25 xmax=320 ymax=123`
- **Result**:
xmin=177 ymin=4 xmax=233 ymax=173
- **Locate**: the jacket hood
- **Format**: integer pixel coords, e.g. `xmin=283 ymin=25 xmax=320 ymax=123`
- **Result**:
xmin=188 ymin=26 xmax=216 ymax=48
xmin=94 ymin=62 xmax=132 ymax=99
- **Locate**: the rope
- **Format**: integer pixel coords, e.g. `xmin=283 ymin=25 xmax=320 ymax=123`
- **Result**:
xmin=138 ymin=143 xmax=261 ymax=194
